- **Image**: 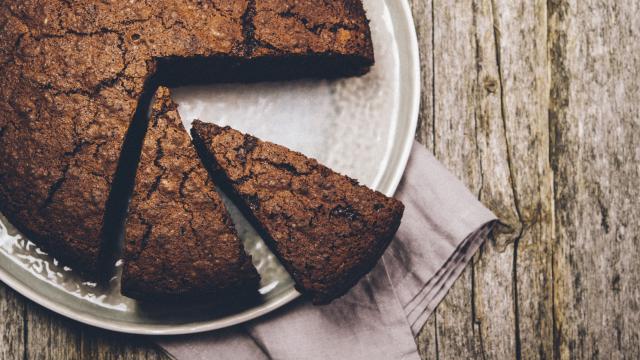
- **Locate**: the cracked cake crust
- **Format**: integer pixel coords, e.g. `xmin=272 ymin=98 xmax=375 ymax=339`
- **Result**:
xmin=191 ymin=121 xmax=404 ymax=304
xmin=0 ymin=0 xmax=373 ymax=277
xmin=122 ymin=87 xmax=259 ymax=300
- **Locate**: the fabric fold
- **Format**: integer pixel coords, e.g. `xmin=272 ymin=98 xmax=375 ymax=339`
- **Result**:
xmin=158 ymin=142 xmax=497 ymax=360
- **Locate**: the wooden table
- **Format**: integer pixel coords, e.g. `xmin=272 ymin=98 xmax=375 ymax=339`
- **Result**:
xmin=1 ymin=0 xmax=638 ymax=358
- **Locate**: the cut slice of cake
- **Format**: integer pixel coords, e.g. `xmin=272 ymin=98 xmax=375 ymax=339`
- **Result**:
xmin=121 ymin=88 xmax=259 ymax=300
xmin=191 ymin=121 xmax=404 ymax=304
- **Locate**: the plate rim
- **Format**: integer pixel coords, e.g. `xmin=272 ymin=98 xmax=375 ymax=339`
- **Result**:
xmin=0 ymin=0 xmax=421 ymax=335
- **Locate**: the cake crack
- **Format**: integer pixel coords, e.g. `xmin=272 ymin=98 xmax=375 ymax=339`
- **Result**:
xmin=240 ymin=0 xmax=282 ymax=55
xmin=178 ymin=166 xmax=198 ymax=198
xmin=145 ymin=133 xmax=169 ymax=200
xmin=241 ymin=0 xmax=257 ymax=55
xmin=276 ymin=6 xmax=359 ymax=36
xmin=39 ymin=163 xmax=71 ymax=212
xmin=38 ymin=139 xmax=91 ymax=211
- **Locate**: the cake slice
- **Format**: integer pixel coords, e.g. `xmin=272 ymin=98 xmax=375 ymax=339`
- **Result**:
xmin=121 ymin=88 xmax=259 ymax=300
xmin=191 ymin=121 xmax=404 ymax=304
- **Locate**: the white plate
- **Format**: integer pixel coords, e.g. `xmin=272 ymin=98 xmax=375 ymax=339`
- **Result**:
xmin=0 ymin=0 xmax=420 ymax=335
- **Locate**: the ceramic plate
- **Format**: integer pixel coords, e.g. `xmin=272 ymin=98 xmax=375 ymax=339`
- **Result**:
xmin=0 ymin=0 xmax=420 ymax=335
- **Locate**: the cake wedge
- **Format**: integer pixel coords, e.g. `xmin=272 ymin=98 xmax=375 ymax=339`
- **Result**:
xmin=191 ymin=121 xmax=404 ymax=304
xmin=121 ymin=88 xmax=260 ymax=300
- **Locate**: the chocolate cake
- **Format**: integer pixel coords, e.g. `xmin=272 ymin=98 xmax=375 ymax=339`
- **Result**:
xmin=191 ymin=122 xmax=404 ymax=304
xmin=121 ymin=88 xmax=259 ymax=300
xmin=0 ymin=1 xmax=373 ymax=276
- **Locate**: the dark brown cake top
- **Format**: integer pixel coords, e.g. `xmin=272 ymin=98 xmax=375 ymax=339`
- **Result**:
xmin=191 ymin=121 xmax=404 ymax=304
xmin=0 ymin=0 xmax=373 ymax=276
xmin=250 ymin=0 xmax=373 ymax=58
xmin=122 ymin=87 xmax=259 ymax=299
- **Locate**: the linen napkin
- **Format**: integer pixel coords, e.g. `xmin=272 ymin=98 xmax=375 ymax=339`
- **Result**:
xmin=158 ymin=141 xmax=497 ymax=360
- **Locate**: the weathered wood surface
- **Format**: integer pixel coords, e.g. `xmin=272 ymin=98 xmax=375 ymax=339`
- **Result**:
xmin=0 ymin=286 xmax=166 ymax=359
xmin=548 ymin=1 xmax=640 ymax=357
xmin=413 ymin=0 xmax=640 ymax=359
xmin=413 ymin=0 xmax=553 ymax=358
xmin=1 ymin=0 xmax=639 ymax=358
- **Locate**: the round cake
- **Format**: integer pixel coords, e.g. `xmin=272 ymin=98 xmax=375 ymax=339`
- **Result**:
xmin=0 ymin=0 xmax=374 ymax=278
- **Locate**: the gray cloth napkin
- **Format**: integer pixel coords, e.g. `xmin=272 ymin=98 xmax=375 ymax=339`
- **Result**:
xmin=158 ymin=141 xmax=497 ymax=360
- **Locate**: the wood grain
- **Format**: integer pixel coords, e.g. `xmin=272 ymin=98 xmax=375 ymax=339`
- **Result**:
xmin=0 ymin=283 xmax=166 ymax=360
xmin=1 ymin=0 xmax=639 ymax=358
xmin=411 ymin=0 xmax=548 ymax=358
xmin=550 ymin=0 xmax=640 ymax=357
xmin=412 ymin=0 xmax=640 ymax=358
xmin=25 ymin=302 xmax=82 ymax=360
xmin=0 ymin=285 xmax=24 ymax=360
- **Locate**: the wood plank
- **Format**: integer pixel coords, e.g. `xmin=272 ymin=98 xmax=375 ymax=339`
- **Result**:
xmin=79 ymin=327 xmax=167 ymax=360
xmin=489 ymin=0 xmax=554 ymax=358
xmin=0 ymin=284 xmax=25 ymax=360
xmin=549 ymin=0 xmax=640 ymax=358
xmin=416 ymin=314 xmax=438 ymax=359
xmin=23 ymin=299 xmax=167 ymax=360
xmin=421 ymin=0 xmax=484 ymax=357
xmin=412 ymin=0 xmax=554 ymax=358
xmin=25 ymin=301 xmax=83 ymax=360
xmin=412 ymin=0 xmax=520 ymax=357
xmin=464 ymin=0 xmax=524 ymax=357
xmin=410 ymin=0 xmax=435 ymax=151
xmin=21 ymin=308 xmax=77 ymax=359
